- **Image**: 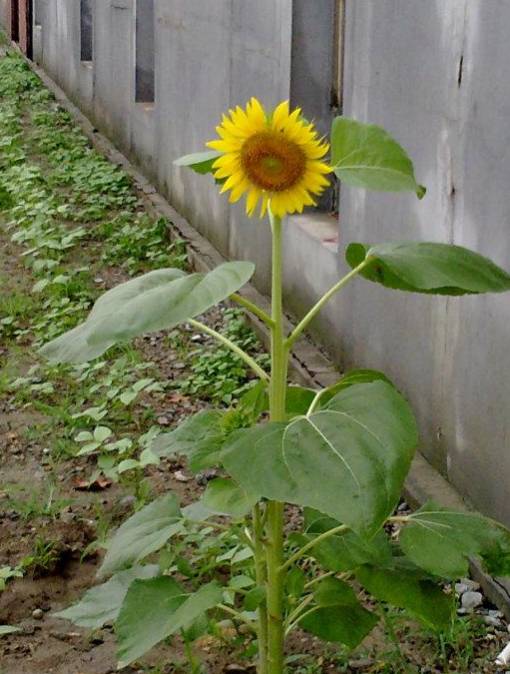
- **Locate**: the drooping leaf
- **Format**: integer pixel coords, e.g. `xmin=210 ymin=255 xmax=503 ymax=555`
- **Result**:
xmin=201 ymin=478 xmax=258 ymax=519
xmin=40 ymin=268 xmax=186 ymax=363
xmin=223 ymin=381 xmax=417 ymax=537
xmin=151 ymin=410 xmax=225 ymax=472
xmin=40 ymin=262 xmax=254 ymax=364
xmin=399 ymin=502 xmax=510 ymax=578
xmin=116 ymin=579 xmax=222 ymax=667
xmin=331 ymin=117 xmax=425 ymax=198
xmin=357 ymin=565 xmax=452 ymax=629
xmin=174 ymin=150 xmax=221 ymax=175
xmin=99 ymin=494 xmax=182 ymax=577
xmin=346 ymin=242 xmax=510 ymax=295
xmin=54 ymin=565 xmax=159 ymax=629
xmin=0 ymin=625 xmax=20 ymax=636
xmin=300 ymin=603 xmax=378 ymax=648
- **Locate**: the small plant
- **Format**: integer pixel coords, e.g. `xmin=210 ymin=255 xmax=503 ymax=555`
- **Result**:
xmin=40 ymin=98 xmax=510 ymax=674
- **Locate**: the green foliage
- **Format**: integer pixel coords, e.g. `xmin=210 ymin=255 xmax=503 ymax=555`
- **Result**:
xmin=331 ymin=117 xmax=426 ymax=198
xmin=55 ymin=565 xmax=160 ymax=629
xmin=177 ymin=309 xmax=269 ymax=404
xmin=347 ymin=241 xmax=510 ymax=295
xmin=99 ymin=494 xmax=182 ymax=577
xmin=116 ymin=579 xmax=222 ymax=667
xmin=223 ymin=381 xmax=418 ymax=536
xmin=6 ymin=57 xmax=510 ymax=673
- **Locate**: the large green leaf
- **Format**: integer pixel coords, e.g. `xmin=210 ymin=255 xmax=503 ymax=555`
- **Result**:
xmin=116 ymin=579 xmax=222 ymax=667
xmin=299 ymin=577 xmax=378 ymax=648
xmin=296 ymin=510 xmax=392 ymax=572
xmin=99 ymin=494 xmax=182 ymax=577
xmin=399 ymin=502 xmax=510 ymax=578
xmin=331 ymin=117 xmax=425 ymax=198
xmin=318 ymin=369 xmax=394 ymax=408
xmin=39 ymin=268 xmax=185 ymax=363
xmin=223 ymin=381 xmax=417 ymax=536
xmin=151 ymin=410 xmax=225 ymax=472
xmin=347 ymin=242 xmax=510 ymax=295
xmin=201 ymin=478 xmax=258 ymax=518
xmin=357 ymin=565 xmax=452 ymax=629
xmin=174 ymin=150 xmax=221 ymax=175
xmin=40 ymin=262 xmax=254 ymax=363
xmin=54 ymin=565 xmax=159 ymax=629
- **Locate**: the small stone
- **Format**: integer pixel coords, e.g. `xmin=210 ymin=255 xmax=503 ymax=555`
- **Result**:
xmin=489 ymin=609 xmax=504 ymax=618
xmin=196 ymin=469 xmax=218 ymax=486
xmin=461 ymin=591 xmax=483 ymax=611
xmin=32 ymin=609 xmax=44 ymax=620
xmin=483 ymin=615 xmax=501 ymax=627
xmin=174 ymin=470 xmax=191 ymax=483
xmin=460 ymin=577 xmax=480 ymax=591
xmin=156 ymin=415 xmax=171 ymax=426
xmin=348 ymin=660 xmax=373 ymax=671
xmin=455 ymin=582 xmax=469 ymax=595
xmin=173 ymin=362 xmax=186 ymax=370
xmin=397 ymin=501 xmax=409 ymax=512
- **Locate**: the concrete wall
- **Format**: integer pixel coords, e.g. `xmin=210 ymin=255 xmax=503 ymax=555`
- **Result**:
xmin=2 ymin=1 xmax=510 ymax=527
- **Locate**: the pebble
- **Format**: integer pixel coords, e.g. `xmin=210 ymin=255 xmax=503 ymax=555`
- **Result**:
xmin=455 ymin=582 xmax=469 ymax=595
xmin=196 ymin=469 xmax=218 ymax=486
xmin=156 ymin=415 xmax=171 ymax=426
xmin=461 ymin=591 xmax=483 ymax=610
xmin=173 ymin=470 xmax=191 ymax=483
xmin=483 ymin=615 xmax=501 ymax=627
xmin=460 ymin=577 xmax=480 ymax=591
xmin=32 ymin=609 xmax=44 ymax=620
xmin=348 ymin=659 xmax=374 ymax=670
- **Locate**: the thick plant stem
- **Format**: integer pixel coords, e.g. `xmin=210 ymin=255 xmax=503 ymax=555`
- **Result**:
xmin=265 ymin=211 xmax=288 ymax=674
xmin=253 ymin=504 xmax=268 ymax=674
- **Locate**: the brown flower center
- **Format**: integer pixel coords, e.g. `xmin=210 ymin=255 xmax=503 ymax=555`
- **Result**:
xmin=240 ymin=132 xmax=306 ymax=192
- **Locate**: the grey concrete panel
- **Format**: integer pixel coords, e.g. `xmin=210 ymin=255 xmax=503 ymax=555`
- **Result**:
xmin=154 ymin=0 xmax=232 ymax=254
xmin=227 ymin=0 xmax=293 ymax=292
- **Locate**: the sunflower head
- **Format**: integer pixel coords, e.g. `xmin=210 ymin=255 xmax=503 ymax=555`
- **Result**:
xmin=207 ymin=98 xmax=332 ymax=219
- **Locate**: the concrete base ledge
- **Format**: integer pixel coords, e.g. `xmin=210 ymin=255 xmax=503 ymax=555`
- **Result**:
xmin=15 ymin=45 xmax=510 ymax=619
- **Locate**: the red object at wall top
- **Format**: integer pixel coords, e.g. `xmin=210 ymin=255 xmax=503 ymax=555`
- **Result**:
xmin=7 ymin=0 xmax=32 ymax=59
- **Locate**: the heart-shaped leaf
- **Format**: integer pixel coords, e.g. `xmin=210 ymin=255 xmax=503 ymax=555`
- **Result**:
xmin=400 ymin=502 xmax=510 ymax=578
xmin=223 ymin=381 xmax=417 ymax=536
xmin=116 ymin=579 xmax=222 ymax=667
xmin=331 ymin=117 xmax=425 ymax=198
xmin=347 ymin=242 xmax=510 ymax=295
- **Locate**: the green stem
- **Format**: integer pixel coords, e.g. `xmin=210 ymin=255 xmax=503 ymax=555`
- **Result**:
xmin=265 ymin=210 xmax=288 ymax=674
xmin=284 ymin=593 xmax=314 ymax=635
xmin=217 ymin=604 xmax=257 ymax=631
xmin=285 ymin=259 xmax=371 ymax=349
xmin=188 ymin=318 xmax=269 ymax=382
xmin=230 ymin=292 xmax=275 ymax=327
xmin=253 ymin=504 xmax=268 ymax=674
xmin=280 ymin=524 xmax=349 ymax=572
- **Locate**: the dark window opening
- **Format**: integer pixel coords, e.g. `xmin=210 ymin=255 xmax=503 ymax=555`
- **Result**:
xmin=11 ymin=0 xmax=20 ymax=42
xmin=135 ymin=0 xmax=155 ymax=103
xmin=80 ymin=0 xmax=93 ymax=62
xmin=290 ymin=0 xmax=344 ymax=213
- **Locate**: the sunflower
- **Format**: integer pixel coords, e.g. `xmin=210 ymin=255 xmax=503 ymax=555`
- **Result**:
xmin=206 ymin=98 xmax=332 ymax=219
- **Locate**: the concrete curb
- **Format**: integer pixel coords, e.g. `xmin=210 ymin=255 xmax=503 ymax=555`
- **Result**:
xmin=16 ymin=46 xmax=510 ymax=619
